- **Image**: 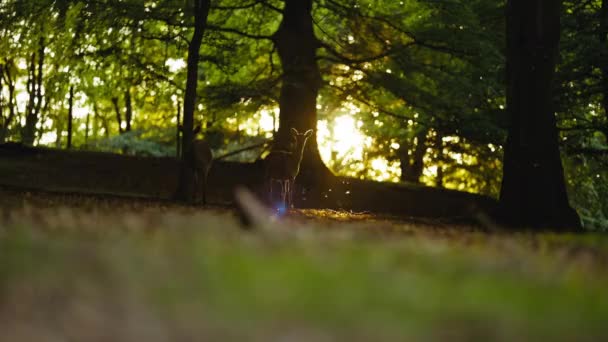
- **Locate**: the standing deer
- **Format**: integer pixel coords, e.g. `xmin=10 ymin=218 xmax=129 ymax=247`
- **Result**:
xmin=182 ymin=125 xmax=213 ymax=205
xmin=265 ymin=128 xmax=313 ymax=210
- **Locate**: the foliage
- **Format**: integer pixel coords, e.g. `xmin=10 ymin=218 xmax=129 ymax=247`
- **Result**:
xmin=0 ymin=0 xmax=606 ymax=228
xmin=91 ymin=129 xmax=177 ymax=157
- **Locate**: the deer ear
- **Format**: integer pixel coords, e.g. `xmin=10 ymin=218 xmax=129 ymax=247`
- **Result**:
xmin=304 ymin=129 xmax=314 ymax=138
xmin=290 ymin=128 xmax=299 ymax=135
xmin=193 ymin=125 xmax=202 ymax=135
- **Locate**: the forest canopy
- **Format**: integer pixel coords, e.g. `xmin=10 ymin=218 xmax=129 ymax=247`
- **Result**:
xmin=0 ymin=0 xmax=606 ymax=229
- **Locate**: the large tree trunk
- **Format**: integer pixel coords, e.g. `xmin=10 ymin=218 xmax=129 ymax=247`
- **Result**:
xmin=272 ymin=0 xmax=332 ymax=185
xmin=174 ymin=0 xmax=211 ymax=202
xmin=600 ymin=0 xmax=608 ymax=137
xmin=0 ymin=64 xmax=3 ymax=139
xmin=499 ymin=0 xmax=580 ymax=230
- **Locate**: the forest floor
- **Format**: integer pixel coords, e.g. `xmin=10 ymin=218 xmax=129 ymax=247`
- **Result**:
xmin=1 ymin=186 xmax=608 ymax=341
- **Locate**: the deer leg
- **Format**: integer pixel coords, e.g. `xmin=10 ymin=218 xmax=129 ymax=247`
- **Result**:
xmin=288 ymin=179 xmax=295 ymax=209
xmin=202 ymin=169 xmax=208 ymax=205
xmin=193 ymin=169 xmax=199 ymax=203
xmin=285 ymin=180 xmax=291 ymax=210
xmin=281 ymin=180 xmax=288 ymax=209
xmin=269 ymin=179 xmax=274 ymax=204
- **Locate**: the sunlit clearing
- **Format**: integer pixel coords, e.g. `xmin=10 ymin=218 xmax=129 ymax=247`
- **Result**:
xmin=16 ymin=91 xmax=29 ymax=113
xmin=259 ymin=109 xmax=276 ymax=134
xmin=165 ymin=58 xmax=186 ymax=73
xmin=242 ymin=107 xmax=277 ymax=138
xmin=318 ymin=114 xmax=366 ymax=163
xmin=368 ymin=158 xmax=401 ymax=182
xmin=72 ymin=93 xmax=90 ymax=119
xmin=39 ymin=131 xmax=57 ymax=145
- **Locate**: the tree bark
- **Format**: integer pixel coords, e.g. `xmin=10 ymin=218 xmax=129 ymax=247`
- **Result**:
xmin=499 ymin=0 xmax=581 ymax=230
xmin=0 ymin=64 xmax=3 ymax=138
xmin=272 ymin=0 xmax=332 ymax=185
xmin=175 ymin=0 xmax=211 ymax=202
xmin=600 ymin=0 xmax=608 ymax=134
xmin=67 ymin=85 xmax=74 ymax=149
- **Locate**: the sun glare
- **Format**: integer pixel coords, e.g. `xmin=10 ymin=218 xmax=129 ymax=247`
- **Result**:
xmin=165 ymin=58 xmax=186 ymax=73
xmin=317 ymin=109 xmax=400 ymax=182
xmin=318 ymin=114 xmax=366 ymax=163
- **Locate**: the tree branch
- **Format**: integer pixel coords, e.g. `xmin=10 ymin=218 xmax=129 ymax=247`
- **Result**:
xmin=207 ymin=25 xmax=273 ymax=40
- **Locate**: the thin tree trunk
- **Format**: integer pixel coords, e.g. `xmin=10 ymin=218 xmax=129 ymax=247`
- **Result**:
xmin=67 ymin=85 xmax=74 ymax=149
xmin=55 ymin=111 xmax=63 ymax=148
xmin=92 ymin=102 xmax=99 ymax=141
xmin=111 ymin=96 xmax=124 ymax=134
xmin=272 ymin=0 xmax=332 ymax=184
xmin=125 ymin=88 xmax=132 ymax=132
xmin=499 ymin=0 xmax=580 ymax=230
xmin=36 ymin=95 xmax=51 ymax=145
xmin=0 ymin=60 xmax=16 ymax=142
xmin=22 ymin=37 xmax=45 ymax=146
xmin=34 ymin=37 xmax=44 ymax=120
xmin=102 ymin=116 xmax=110 ymax=139
xmin=176 ymin=100 xmax=181 ymax=157
xmin=434 ymin=131 xmax=444 ymax=188
xmin=84 ymin=110 xmax=90 ymax=147
xmin=175 ymin=0 xmax=211 ymax=202
xmin=22 ymin=52 xmax=36 ymax=145
xmin=399 ymin=127 xmax=428 ymax=183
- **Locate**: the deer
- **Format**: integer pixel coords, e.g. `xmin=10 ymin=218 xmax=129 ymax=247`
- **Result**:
xmin=181 ymin=125 xmax=213 ymax=205
xmin=265 ymin=128 xmax=313 ymax=211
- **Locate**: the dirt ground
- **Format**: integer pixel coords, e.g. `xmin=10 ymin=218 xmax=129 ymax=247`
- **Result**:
xmin=1 ymin=186 xmax=608 ymax=341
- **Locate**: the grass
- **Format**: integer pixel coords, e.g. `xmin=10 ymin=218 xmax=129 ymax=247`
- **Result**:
xmin=1 ymin=189 xmax=607 ymax=341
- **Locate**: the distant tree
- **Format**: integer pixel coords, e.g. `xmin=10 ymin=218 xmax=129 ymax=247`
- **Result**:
xmin=0 ymin=60 xmax=18 ymax=143
xmin=499 ymin=0 xmax=581 ymax=230
xmin=67 ymin=85 xmax=74 ymax=148
xmin=175 ymin=0 xmax=211 ymax=202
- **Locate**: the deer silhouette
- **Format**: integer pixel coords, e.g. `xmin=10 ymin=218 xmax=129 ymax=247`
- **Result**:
xmin=265 ymin=128 xmax=313 ymax=211
xmin=182 ymin=125 xmax=213 ymax=205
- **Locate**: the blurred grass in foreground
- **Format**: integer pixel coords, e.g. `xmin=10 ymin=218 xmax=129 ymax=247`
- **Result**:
xmin=1 ymin=192 xmax=608 ymax=341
